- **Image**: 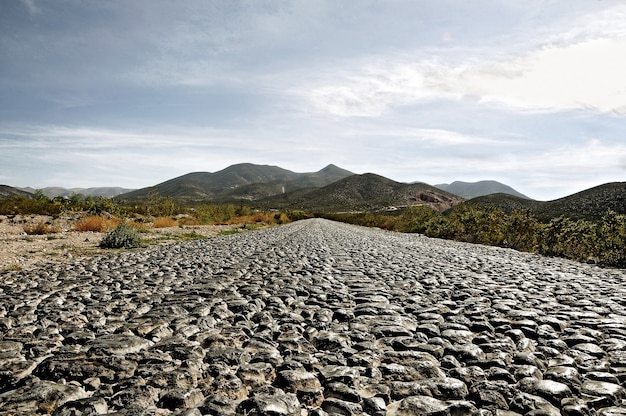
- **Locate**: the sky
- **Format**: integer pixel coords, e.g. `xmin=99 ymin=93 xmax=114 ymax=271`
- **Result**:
xmin=1 ymin=0 xmax=626 ymax=200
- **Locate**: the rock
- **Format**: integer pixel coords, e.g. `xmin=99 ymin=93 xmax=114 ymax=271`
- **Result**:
xmin=509 ymin=392 xmax=561 ymax=415
xmin=389 ymin=377 xmax=468 ymax=401
xmin=84 ymin=333 xmax=153 ymax=355
xmin=51 ymin=397 xmax=108 ymax=415
xmin=275 ymin=368 xmax=321 ymax=393
xmin=1 ymin=219 xmax=626 ymax=414
xmin=198 ymin=394 xmax=237 ymax=415
xmin=237 ymin=362 xmax=276 ymax=388
xmin=296 ymin=387 xmax=325 ymax=408
xmin=363 ymin=396 xmax=387 ymax=416
xmin=517 ymin=377 xmax=573 ymax=406
xmin=157 ymin=389 xmax=205 ymax=410
xmin=597 ymin=408 xmax=626 ymax=416
xmin=0 ymin=378 xmax=89 ymax=414
xmin=236 ymin=391 xmax=300 ymax=416
xmin=543 ymin=366 xmax=581 ymax=390
xmin=321 ymin=397 xmax=364 ymax=415
xmin=386 ymin=395 xmax=478 ymax=416
xmin=580 ymin=380 xmax=626 ymax=406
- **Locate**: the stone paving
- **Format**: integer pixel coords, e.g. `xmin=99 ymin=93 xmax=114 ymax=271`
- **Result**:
xmin=1 ymin=218 xmax=625 ymax=415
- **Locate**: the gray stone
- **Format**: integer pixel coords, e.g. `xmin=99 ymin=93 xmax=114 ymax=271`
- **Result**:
xmin=386 ymin=395 xmax=478 ymax=416
xmin=1 ymin=219 xmax=626 ymax=414
xmin=321 ymin=397 xmax=364 ymax=415
xmin=51 ymin=397 xmax=108 ymax=416
xmin=517 ymin=377 xmax=573 ymax=406
xmin=157 ymin=389 xmax=205 ymax=410
xmin=0 ymin=378 xmax=89 ymax=414
xmin=83 ymin=334 xmax=153 ymax=355
xmin=581 ymin=380 xmax=626 ymax=405
xmin=236 ymin=391 xmax=300 ymax=415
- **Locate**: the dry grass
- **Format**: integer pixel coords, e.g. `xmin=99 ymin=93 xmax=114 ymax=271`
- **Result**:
xmin=126 ymin=220 xmax=149 ymax=231
xmin=177 ymin=216 xmax=200 ymax=226
xmin=23 ymin=222 xmax=61 ymax=235
xmin=75 ymin=215 xmax=120 ymax=232
xmin=153 ymin=217 xmax=178 ymax=228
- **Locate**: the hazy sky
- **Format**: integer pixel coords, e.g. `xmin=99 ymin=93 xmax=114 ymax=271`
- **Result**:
xmin=1 ymin=0 xmax=625 ymax=200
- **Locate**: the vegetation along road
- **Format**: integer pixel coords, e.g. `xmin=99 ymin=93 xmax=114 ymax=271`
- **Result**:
xmin=1 ymin=218 xmax=625 ymax=415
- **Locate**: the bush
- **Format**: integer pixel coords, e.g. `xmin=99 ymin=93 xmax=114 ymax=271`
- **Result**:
xmin=153 ymin=217 xmax=177 ymax=228
xmin=286 ymin=210 xmax=314 ymax=221
xmin=75 ymin=215 xmax=119 ymax=232
xmin=23 ymin=222 xmax=60 ymax=235
xmin=99 ymin=223 xmax=142 ymax=249
xmin=0 ymin=196 xmax=62 ymax=216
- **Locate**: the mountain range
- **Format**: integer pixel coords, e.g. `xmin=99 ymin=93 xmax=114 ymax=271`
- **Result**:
xmin=118 ymin=163 xmax=354 ymax=201
xmin=2 ymin=163 xmax=625 ymax=220
xmin=18 ymin=186 xmax=135 ymax=198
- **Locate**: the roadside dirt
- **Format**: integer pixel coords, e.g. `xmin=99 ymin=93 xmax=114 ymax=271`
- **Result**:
xmin=0 ymin=214 xmax=241 ymax=272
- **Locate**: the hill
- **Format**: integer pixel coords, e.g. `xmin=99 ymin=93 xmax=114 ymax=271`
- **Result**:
xmin=117 ymin=163 xmax=354 ymax=202
xmin=0 ymin=185 xmax=32 ymax=199
xmin=258 ymin=173 xmax=465 ymax=213
xmin=466 ymin=182 xmax=626 ymax=221
xmin=435 ymin=180 xmax=529 ymax=199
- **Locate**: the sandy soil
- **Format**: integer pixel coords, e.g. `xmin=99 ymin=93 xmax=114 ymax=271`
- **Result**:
xmin=0 ymin=214 xmax=241 ymax=272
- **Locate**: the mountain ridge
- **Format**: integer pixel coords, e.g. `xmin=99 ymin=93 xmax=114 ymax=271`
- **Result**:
xmin=257 ymin=173 xmax=465 ymax=213
xmin=117 ymin=163 xmax=356 ymax=201
xmin=435 ymin=180 xmax=529 ymax=200
xmin=3 ymin=164 xmax=625 ymax=221
xmin=466 ymin=181 xmax=626 ymax=220
xmin=19 ymin=186 xmax=137 ymax=198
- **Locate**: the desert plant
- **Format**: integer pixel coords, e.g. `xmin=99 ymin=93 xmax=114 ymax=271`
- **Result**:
xmin=23 ymin=222 xmax=60 ymax=235
xmin=75 ymin=215 xmax=119 ymax=232
xmin=153 ymin=217 xmax=178 ymax=228
xmin=99 ymin=223 xmax=142 ymax=249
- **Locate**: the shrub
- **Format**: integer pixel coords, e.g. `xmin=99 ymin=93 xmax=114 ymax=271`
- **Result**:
xmin=99 ymin=223 xmax=142 ymax=249
xmin=286 ymin=210 xmax=314 ymax=221
xmin=0 ymin=196 xmax=62 ymax=216
xmin=23 ymin=222 xmax=60 ymax=235
xmin=395 ymin=206 xmax=440 ymax=233
xmin=75 ymin=215 xmax=119 ymax=232
xmin=153 ymin=217 xmax=177 ymax=228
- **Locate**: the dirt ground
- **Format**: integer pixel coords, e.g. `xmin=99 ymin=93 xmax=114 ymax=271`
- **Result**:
xmin=0 ymin=214 xmax=241 ymax=272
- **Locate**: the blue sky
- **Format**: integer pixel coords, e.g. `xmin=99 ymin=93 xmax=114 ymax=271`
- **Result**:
xmin=1 ymin=0 xmax=625 ymax=200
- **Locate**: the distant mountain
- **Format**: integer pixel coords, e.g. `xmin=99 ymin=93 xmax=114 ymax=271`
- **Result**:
xmin=435 ymin=180 xmax=529 ymax=199
xmin=19 ymin=187 xmax=135 ymax=198
xmin=0 ymin=185 xmax=32 ymax=199
xmin=466 ymin=182 xmax=626 ymax=221
xmin=117 ymin=163 xmax=355 ymax=201
xmin=258 ymin=173 xmax=465 ymax=213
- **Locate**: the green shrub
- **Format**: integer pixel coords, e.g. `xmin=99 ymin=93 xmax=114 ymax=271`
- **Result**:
xmin=99 ymin=223 xmax=142 ymax=249
xmin=395 ymin=206 xmax=440 ymax=233
xmin=286 ymin=210 xmax=314 ymax=222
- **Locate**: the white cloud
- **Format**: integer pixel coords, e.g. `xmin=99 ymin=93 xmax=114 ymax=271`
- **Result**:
xmin=303 ymin=3 xmax=626 ymax=118
xmin=463 ymin=37 xmax=626 ymax=114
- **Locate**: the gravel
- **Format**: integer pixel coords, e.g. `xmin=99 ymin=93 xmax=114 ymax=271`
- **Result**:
xmin=1 ymin=218 xmax=625 ymax=415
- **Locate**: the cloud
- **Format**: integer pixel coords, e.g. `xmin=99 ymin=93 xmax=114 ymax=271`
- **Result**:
xmin=463 ymin=37 xmax=626 ymax=114
xmin=302 ymin=3 xmax=626 ymax=118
